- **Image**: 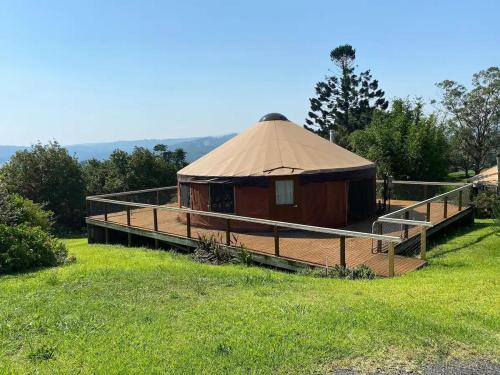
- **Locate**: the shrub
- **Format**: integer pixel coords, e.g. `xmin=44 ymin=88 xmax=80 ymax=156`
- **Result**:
xmin=474 ymin=190 xmax=500 ymax=218
xmin=193 ymin=234 xmax=233 ymax=265
xmin=300 ymin=264 xmax=376 ymax=280
xmin=0 ymin=183 xmax=53 ymax=231
xmin=0 ymin=224 xmax=69 ymax=274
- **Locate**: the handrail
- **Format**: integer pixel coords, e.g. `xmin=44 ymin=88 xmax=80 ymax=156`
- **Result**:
xmin=376 ymin=180 xmax=466 ymax=186
xmin=379 ymin=184 xmax=472 ymax=219
xmin=377 ymin=217 xmax=433 ymax=227
xmin=87 ymin=186 xmax=177 ymax=199
xmin=86 ymin=196 xmax=403 ymax=243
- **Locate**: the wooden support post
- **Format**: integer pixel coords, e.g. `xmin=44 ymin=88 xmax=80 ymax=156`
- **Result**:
xmin=388 ymin=242 xmax=395 ymax=278
xmin=458 ymin=191 xmax=463 ymax=211
xmin=225 ymin=219 xmax=231 ymax=246
xmin=420 ymin=226 xmax=427 ymax=261
xmin=186 ymin=213 xmax=191 ymax=238
xmin=156 ymin=190 xmax=160 ymax=205
xmin=403 ymin=211 xmax=409 ymax=238
xmin=126 ymin=207 xmax=131 ymax=226
xmin=104 ymin=203 xmax=108 ymax=222
xmin=105 ymin=227 xmax=109 ymax=244
xmin=426 ymin=202 xmax=431 ymax=222
xmin=127 ymin=233 xmax=132 ymax=247
xmin=339 ymin=236 xmax=346 ymax=267
xmin=153 ymin=208 xmax=158 ymax=232
xmin=443 ymin=196 xmax=448 ymax=219
xmin=377 ymin=222 xmax=382 ymax=253
xmin=274 ymin=226 xmax=280 ymax=257
xmin=423 ymin=185 xmax=428 ymax=200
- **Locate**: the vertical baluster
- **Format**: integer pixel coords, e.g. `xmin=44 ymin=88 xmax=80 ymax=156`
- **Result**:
xmin=339 ymin=236 xmax=346 ymax=267
xmin=186 ymin=212 xmax=191 ymax=238
xmin=225 ymin=219 xmax=231 ymax=246
xmin=274 ymin=226 xmax=280 ymax=256
xmin=403 ymin=211 xmax=409 ymax=238
xmin=443 ymin=196 xmax=448 ymax=219
xmin=388 ymin=242 xmax=395 ymax=277
xmin=420 ymin=227 xmax=427 ymax=261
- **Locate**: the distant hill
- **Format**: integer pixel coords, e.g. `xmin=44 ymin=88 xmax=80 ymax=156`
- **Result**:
xmin=0 ymin=134 xmax=236 ymax=165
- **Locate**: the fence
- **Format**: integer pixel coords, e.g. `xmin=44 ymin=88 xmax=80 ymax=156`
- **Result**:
xmin=86 ymin=181 xmax=473 ymax=277
xmin=87 ymin=187 xmax=404 ymax=276
xmin=373 ymin=181 xmax=473 ymax=257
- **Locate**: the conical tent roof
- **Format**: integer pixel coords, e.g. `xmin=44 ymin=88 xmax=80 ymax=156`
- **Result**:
xmin=178 ymin=116 xmax=374 ymax=180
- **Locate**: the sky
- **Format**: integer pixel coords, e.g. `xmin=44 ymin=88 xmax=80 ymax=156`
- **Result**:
xmin=0 ymin=0 xmax=498 ymax=146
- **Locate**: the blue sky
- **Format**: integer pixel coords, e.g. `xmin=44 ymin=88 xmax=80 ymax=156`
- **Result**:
xmin=0 ymin=0 xmax=498 ymax=145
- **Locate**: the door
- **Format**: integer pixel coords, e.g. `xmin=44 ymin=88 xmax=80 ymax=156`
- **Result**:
xmin=270 ymin=177 xmax=301 ymax=223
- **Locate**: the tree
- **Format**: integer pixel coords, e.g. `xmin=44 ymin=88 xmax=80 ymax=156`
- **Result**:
xmin=0 ymin=142 xmax=85 ymax=230
xmin=82 ymin=146 xmax=187 ymax=196
xmin=305 ymin=44 xmax=388 ymax=147
xmin=436 ymin=67 xmax=499 ymax=174
xmin=350 ymin=99 xmax=449 ymax=180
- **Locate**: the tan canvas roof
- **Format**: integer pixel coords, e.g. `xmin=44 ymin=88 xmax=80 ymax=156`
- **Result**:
xmin=472 ymin=165 xmax=498 ymax=185
xmin=178 ymin=118 xmax=374 ymax=178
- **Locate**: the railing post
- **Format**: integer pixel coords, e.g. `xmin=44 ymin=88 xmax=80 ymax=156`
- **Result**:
xmin=153 ymin=208 xmax=158 ymax=231
xmin=420 ymin=226 xmax=427 ymax=261
xmin=126 ymin=207 xmax=131 ymax=226
xmin=105 ymin=228 xmax=109 ymax=244
xmin=458 ymin=191 xmax=463 ymax=211
xmin=156 ymin=190 xmax=160 ymax=205
xmin=423 ymin=184 xmax=428 ymax=200
xmin=225 ymin=219 xmax=231 ymax=246
xmin=377 ymin=222 xmax=382 ymax=252
xmin=186 ymin=212 xmax=191 ymax=238
xmin=388 ymin=242 xmax=395 ymax=278
xmin=403 ymin=211 xmax=409 ymax=238
xmin=443 ymin=196 xmax=448 ymax=219
xmin=339 ymin=236 xmax=346 ymax=267
xmin=274 ymin=226 xmax=280 ymax=256
xmin=426 ymin=202 xmax=431 ymax=222
xmin=104 ymin=203 xmax=108 ymax=222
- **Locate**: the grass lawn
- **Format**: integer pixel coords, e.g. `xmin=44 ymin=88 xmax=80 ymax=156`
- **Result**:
xmin=0 ymin=220 xmax=498 ymax=374
xmin=447 ymin=170 xmax=475 ymax=182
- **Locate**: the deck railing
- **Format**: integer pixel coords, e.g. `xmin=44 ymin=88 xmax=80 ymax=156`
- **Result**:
xmin=86 ymin=181 xmax=473 ymax=277
xmin=86 ymin=187 xmax=403 ymax=276
xmin=372 ymin=182 xmax=473 ymax=259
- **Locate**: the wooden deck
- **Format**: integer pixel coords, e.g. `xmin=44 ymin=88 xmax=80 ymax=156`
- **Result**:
xmin=85 ymin=198 xmax=465 ymax=277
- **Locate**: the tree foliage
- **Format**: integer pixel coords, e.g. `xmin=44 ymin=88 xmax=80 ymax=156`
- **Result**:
xmin=82 ymin=144 xmax=186 ymax=196
xmin=436 ymin=66 xmax=499 ymax=174
xmin=305 ymin=44 xmax=388 ymax=147
xmin=350 ymin=99 xmax=449 ymax=180
xmin=0 ymin=224 xmax=68 ymax=274
xmin=0 ymin=183 xmax=53 ymax=232
xmin=0 ymin=142 xmax=85 ymax=230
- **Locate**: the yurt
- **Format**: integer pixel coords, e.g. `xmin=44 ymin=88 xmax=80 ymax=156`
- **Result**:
xmin=177 ymin=113 xmax=377 ymax=230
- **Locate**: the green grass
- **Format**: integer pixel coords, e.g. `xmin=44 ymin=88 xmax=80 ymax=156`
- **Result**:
xmin=447 ymin=170 xmax=475 ymax=182
xmin=0 ymin=221 xmax=499 ymax=374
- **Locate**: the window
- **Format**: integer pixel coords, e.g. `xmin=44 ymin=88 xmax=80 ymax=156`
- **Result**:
xmin=180 ymin=183 xmax=191 ymax=208
xmin=275 ymin=180 xmax=294 ymax=205
xmin=209 ymin=184 xmax=235 ymax=213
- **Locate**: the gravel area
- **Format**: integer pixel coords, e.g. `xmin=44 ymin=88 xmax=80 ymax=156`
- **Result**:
xmin=334 ymin=360 xmax=500 ymax=374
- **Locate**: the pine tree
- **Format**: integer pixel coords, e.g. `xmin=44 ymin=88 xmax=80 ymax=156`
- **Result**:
xmin=305 ymin=45 xmax=388 ymax=147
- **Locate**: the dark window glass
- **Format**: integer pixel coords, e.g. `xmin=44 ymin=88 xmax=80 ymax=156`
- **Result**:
xmin=209 ymin=184 xmax=234 ymax=213
xmin=180 ymin=183 xmax=191 ymax=208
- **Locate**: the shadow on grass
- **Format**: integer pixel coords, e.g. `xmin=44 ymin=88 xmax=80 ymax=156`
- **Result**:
xmin=428 ymin=221 xmax=496 ymax=260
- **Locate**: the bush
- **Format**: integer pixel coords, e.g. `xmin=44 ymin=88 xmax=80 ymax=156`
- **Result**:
xmin=1 ymin=183 xmax=54 ymax=231
xmin=0 ymin=224 xmax=70 ymax=274
xmin=300 ymin=264 xmax=376 ymax=280
xmin=474 ymin=190 xmax=500 ymax=218
xmin=193 ymin=234 xmax=233 ymax=265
